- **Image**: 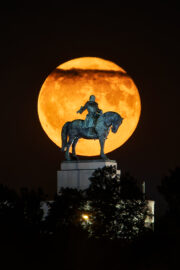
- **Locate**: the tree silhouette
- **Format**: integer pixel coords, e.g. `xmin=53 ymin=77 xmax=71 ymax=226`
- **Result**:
xmin=158 ymin=167 xmax=180 ymax=214
xmin=80 ymin=166 xmax=148 ymax=240
xmin=45 ymin=188 xmax=84 ymax=234
xmin=158 ymin=167 xmax=180 ymax=232
xmin=0 ymin=184 xmax=19 ymax=239
xmin=18 ymin=187 xmax=47 ymax=233
xmin=0 ymin=184 xmax=47 ymax=241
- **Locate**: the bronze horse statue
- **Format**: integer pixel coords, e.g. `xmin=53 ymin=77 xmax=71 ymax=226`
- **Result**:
xmin=61 ymin=111 xmax=123 ymax=160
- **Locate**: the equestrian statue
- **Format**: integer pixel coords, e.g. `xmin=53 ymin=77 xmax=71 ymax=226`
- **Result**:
xmin=61 ymin=95 xmax=123 ymax=160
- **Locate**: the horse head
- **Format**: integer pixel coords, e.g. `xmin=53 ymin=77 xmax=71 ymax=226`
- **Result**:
xmin=111 ymin=113 xmax=123 ymax=133
xmin=103 ymin=112 xmax=123 ymax=133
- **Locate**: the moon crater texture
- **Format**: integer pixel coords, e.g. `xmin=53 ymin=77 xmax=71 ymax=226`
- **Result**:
xmin=38 ymin=57 xmax=141 ymax=156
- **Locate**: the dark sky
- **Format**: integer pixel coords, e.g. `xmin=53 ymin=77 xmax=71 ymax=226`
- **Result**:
xmin=0 ymin=3 xmax=179 ymax=216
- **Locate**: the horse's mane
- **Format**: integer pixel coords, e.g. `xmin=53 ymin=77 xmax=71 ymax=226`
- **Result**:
xmin=103 ymin=111 xmax=119 ymax=117
xmin=96 ymin=111 xmax=120 ymax=130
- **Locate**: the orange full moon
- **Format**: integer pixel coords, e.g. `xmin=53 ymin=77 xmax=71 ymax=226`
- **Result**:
xmin=37 ymin=57 xmax=141 ymax=156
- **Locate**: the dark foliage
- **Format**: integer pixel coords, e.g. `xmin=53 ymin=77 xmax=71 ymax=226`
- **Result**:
xmin=1 ymin=166 xmax=180 ymax=269
xmin=19 ymin=187 xmax=46 ymax=225
xmin=80 ymin=166 xmax=149 ymax=240
xmin=120 ymin=172 xmax=144 ymax=200
xmin=157 ymin=167 xmax=180 ymax=234
xmin=0 ymin=184 xmax=19 ymax=238
xmin=158 ymin=167 xmax=180 ymax=214
xmin=44 ymin=188 xmax=84 ymax=233
xmin=0 ymin=185 xmax=47 ymax=240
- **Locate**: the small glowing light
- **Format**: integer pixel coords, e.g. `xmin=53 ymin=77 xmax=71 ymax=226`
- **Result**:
xmin=82 ymin=214 xmax=89 ymax=221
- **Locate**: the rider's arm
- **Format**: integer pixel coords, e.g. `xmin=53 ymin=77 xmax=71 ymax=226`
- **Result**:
xmin=77 ymin=102 xmax=88 ymax=114
xmin=97 ymin=108 xmax=103 ymax=115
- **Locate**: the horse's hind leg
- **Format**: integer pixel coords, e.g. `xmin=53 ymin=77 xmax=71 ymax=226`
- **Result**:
xmin=72 ymin=137 xmax=79 ymax=160
xmin=65 ymin=136 xmax=74 ymax=161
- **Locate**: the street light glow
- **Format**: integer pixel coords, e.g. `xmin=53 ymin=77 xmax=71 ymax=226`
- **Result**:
xmin=82 ymin=214 xmax=89 ymax=221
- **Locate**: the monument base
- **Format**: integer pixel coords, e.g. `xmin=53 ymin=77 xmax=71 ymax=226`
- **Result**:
xmin=57 ymin=160 xmax=120 ymax=193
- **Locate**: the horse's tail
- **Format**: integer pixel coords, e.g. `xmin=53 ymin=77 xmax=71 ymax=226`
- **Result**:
xmin=61 ymin=122 xmax=70 ymax=151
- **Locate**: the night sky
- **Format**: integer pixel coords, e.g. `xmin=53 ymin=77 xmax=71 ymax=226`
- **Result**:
xmin=1 ymin=3 xmax=179 ymax=216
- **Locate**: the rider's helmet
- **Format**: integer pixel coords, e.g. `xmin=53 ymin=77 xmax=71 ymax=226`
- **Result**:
xmin=89 ymin=95 xmax=95 ymax=102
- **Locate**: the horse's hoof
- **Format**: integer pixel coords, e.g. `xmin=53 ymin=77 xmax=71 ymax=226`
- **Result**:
xmin=72 ymin=155 xmax=79 ymax=161
xmin=101 ymin=156 xmax=109 ymax=161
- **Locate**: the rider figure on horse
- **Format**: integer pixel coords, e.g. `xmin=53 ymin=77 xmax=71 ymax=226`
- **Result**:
xmin=77 ymin=95 xmax=103 ymax=133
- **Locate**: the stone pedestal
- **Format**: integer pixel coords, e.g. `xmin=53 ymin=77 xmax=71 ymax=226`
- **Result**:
xmin=57 ymin=160 xmax=120 ymax=193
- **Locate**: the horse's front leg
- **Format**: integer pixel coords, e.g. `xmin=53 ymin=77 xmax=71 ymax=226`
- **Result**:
xmin=99 ymin=136 xmax=108 ymax=160
xmin=65 ymin=136 xmax=74 ymax=161
xmin=72 ymin=137 xmax=79 ymax=160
